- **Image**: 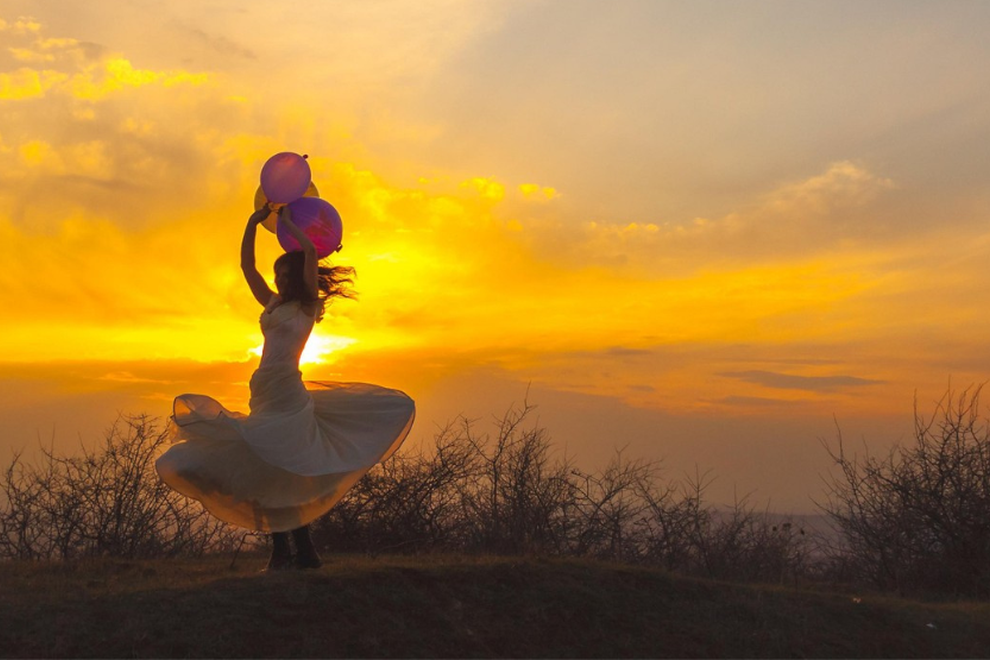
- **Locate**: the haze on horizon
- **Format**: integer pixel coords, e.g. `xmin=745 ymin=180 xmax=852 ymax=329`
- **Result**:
xmin=2 ymin=0 xmax=989 ymax=512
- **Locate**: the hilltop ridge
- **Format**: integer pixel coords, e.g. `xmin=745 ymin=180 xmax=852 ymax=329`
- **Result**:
xmin=2 ymin=554 xmax=989 ymax=658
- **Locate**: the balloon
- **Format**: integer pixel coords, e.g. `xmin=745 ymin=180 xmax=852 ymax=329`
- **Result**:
xmin=260 ymin=152 xmax=311 ymax=204
xmin=277 ymin=197 xmax=343 ymax=258
xmin=254 ymin=181 xmax=319 ymax=233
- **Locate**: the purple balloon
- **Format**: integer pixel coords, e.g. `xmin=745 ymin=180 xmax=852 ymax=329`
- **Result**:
xmin=277 ymin=197 xmax=343 ymax=258
xmin=260 ymin=152 xmax=311 ymax=204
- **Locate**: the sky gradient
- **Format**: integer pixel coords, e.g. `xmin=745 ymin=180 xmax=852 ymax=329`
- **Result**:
xmin=2 ymin=1 xmax=989 ymax=512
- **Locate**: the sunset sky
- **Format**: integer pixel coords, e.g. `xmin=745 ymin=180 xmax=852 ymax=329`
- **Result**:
xmin=2 ymin=1 xmax=989 ymax=512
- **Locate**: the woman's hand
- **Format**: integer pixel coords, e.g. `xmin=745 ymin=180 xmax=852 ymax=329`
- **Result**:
xmin=248 ymin=205 xmax=272 ymax=226
xmin=277 ymin=206 xmax=317 ymax=253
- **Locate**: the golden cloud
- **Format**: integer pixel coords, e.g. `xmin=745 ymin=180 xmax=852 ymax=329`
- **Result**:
xmin=511 ymin=161 xmax=900 ymax=278
xmin=519 ymin=183 xmax=559 ymax=202
xmin=2 ymin=15 xmax=987 ymax=425
xmin=0 ymin=68 xmax=67 ymax=99
xmin=0 ymin=17 xmax=208 ymax=104
xmin=66 ymin=58 xmax=209 ymax=101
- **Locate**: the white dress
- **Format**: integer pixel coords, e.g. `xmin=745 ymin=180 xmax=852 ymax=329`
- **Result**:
xmin=155 ymin=300 xmax=415 ymax=532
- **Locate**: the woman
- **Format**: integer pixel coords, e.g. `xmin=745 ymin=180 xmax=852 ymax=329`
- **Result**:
xmin=156 ymin=204 xmax=415 ymax=570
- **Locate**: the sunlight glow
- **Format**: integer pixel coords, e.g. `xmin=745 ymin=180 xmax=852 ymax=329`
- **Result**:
xmin=3 ymin=4 xmax=990 ymax=515
xmin=248 ymin=333 xmax=358 ymax=367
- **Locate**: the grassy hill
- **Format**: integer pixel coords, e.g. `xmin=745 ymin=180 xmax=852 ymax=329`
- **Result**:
xmin=1 ymin=554 xmax=989 ymax=658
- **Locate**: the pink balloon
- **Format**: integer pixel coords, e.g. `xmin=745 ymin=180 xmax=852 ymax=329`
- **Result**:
xmin=260 ymin=152 xmax=312 ymax=204
xmin=277 ymin=197 xmax=343 ymax=258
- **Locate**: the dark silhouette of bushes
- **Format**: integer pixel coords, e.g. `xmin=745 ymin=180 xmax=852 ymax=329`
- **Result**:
xmin=0 ymin=415 xmax=239 ymax=560
xmin=9 ymin=386 xmax=990 ymax=598
xmin=313 ymin=402 xmax=813 ymax=584
xmin=0 ymin=402 xmax=812 ymax=587
xmin=820 ymin=385 xmax=990 ymax=598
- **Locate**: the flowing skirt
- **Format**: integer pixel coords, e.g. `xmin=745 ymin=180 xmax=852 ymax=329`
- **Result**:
xmin=155 ymin=364 xmax=415 ymax=532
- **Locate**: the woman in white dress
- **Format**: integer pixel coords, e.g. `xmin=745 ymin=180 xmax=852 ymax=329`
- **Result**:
xmin=156 ymin=204 xmax=415 ymax=569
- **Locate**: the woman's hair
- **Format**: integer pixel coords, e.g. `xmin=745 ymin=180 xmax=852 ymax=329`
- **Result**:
xmin=273 ymin=251 xmax=355 ymax=322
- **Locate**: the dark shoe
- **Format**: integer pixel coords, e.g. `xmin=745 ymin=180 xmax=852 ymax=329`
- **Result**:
xmin=263 ymin=553 xmax=294 ymax=572
xmin=262 ymin=531 xmax=293 ymax=572
xmin=291 ymin=525 xmax=322 ymax=569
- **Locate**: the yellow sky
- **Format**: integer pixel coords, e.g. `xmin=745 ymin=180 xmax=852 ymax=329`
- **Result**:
xmin=2 ymin=2 xmax=990 ymax=511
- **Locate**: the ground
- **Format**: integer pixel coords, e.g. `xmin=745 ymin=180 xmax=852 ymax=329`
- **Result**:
xmin=1 ymin=554 xmax=989 ymax=658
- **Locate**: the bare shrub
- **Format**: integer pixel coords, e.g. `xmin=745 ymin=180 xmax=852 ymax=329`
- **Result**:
xmin=315 ymin=421 xmax=483 ymax=554
xmin=691 ymin=506 xmax=812 ymax=584
xmin=459 ymin=402 xmax=575 ymax=555
xmin=0 ymin=402 xmax=818 ymax=586
xmin=820 ymin=385 xmax=990 ymax=597
xmin=313 ymin=401 xmax=814 ymax=585
xmin=567 ymin=450 xmax=660 ymax=561
xmin=0 ymin=415 xmax=240 ymax=560
xmin=634 ymin=468 xmax=706 ymax=571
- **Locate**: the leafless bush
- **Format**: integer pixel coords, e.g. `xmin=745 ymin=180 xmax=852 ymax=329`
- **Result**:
xmin=634 ymin=467 xmax=705 ymax=571
xmin=567 ymin=450 xmax=659 ymax=561
xmin=1 ymin=403 xmax=817 ymax=585
xmin=0 ymin=415 xmax=240 ymax=560
xmin=820 ymin=385 xmax=990 ymax=597
xmin=315 ymin=421 xmax=484 ymax=553
xmin=459 ymin=402 xmax=575 ymax=555
xmin=314 ymin=401 xmax=814 ymax=584
xmin=692 ymin=506 xmax=812 ymax=583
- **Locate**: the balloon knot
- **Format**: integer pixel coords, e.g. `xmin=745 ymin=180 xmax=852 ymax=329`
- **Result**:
xmin=302 ymin=154 xmax=309 ymax=159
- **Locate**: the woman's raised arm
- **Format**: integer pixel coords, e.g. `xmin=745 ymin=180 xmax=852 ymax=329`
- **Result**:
xmin=241 ymin=206 xmax=277 ymax=306
xmin=277 ymin=205 xmax=318 ymax=300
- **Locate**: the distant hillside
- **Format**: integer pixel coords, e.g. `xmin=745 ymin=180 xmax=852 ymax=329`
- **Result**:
xmin=1 ymin=554 xmax=989 ymax=658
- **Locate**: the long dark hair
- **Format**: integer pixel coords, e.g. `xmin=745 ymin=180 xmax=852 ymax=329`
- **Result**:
xmin=273 ymin=251 xmax=355 ymax=322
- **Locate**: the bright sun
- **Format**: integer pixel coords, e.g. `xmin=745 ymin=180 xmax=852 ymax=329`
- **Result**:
xmin=249 ymin=333 xmax=357 ymax=366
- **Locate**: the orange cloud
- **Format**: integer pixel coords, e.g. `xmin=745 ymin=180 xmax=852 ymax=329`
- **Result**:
xmin=3 ymin=15 xmax=989 ymax=431
xmin=0 ymin=68 xmax=67 ymax=99
xmin=519 ymin=183 xmax=559 ymax=201
xmin=66 ymin=58 xmax=209 ymax=101
xmin=0 ymin=18 xmax=208 ymax=104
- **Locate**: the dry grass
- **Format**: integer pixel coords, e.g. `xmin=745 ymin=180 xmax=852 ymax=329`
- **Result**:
xmin=2 ymin=554 xmax=990 ymax=658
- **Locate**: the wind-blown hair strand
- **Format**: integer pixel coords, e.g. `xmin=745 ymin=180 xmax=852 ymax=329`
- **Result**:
xmin=274 ymin=251 xmax=355 ymax=322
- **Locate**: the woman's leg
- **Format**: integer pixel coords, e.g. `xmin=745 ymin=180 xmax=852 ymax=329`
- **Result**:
xmin=266 ymin=531 xmax=292 ymax=570
xmin=292 ymin=525 xmax=322 ymax=569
